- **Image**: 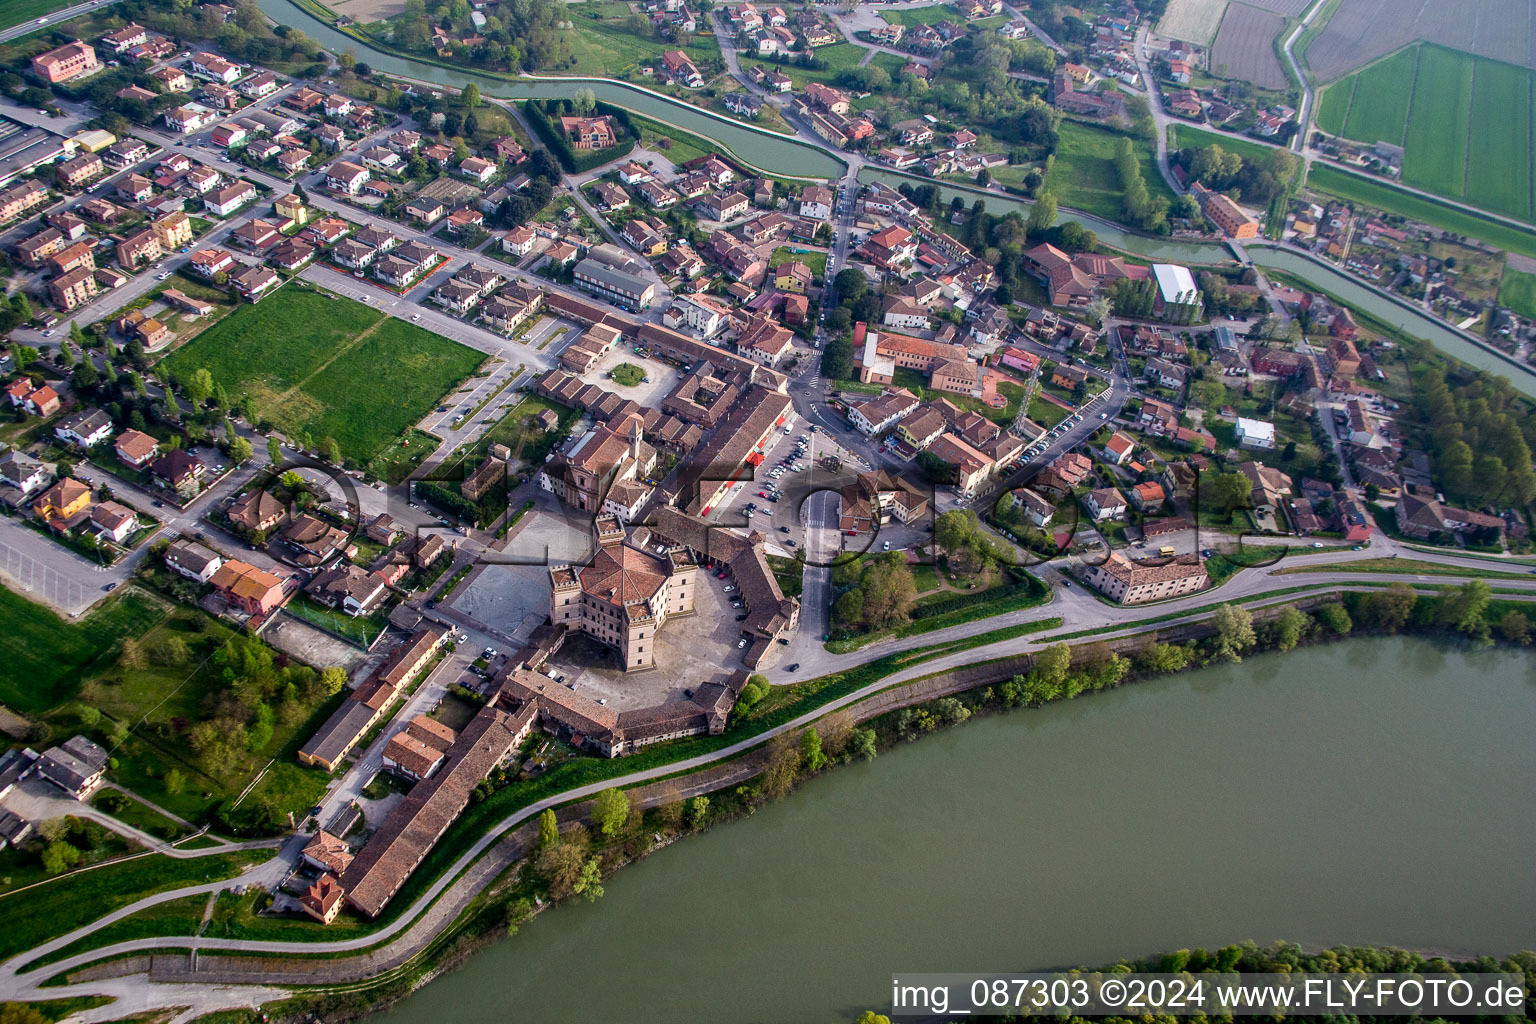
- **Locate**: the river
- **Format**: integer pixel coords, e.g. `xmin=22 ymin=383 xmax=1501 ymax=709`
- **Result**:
xmin=375 ymin=637 xmax=1536 ymax=1024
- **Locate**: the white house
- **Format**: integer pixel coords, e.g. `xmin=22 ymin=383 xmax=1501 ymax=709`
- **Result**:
xmin=54 ymin=408 xmax=114 ymax=448
xmin=1234 ymin=416 xmax=1276 ymax=450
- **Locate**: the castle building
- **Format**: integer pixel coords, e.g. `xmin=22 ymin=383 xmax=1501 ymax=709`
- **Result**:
xmin=549 ymin=516 xmax=698 ymax=671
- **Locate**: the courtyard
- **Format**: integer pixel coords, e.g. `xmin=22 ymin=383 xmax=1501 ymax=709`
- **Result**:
xmin=544 ymin=563 xmax=749 ymax=711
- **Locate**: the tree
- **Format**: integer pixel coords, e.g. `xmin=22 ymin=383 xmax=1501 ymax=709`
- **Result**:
xmin=847 ymin=727 xmax=877 ymax=761
xmin=1027 ymin=189 xmax=1056 ymax=234
xmin=164 ymin=768 xmax=186 ymax=795
xmin=40 ymin=841 xmax=82 ymax=875
xmin=460 ymin=83 xmax=480 ymax=107
xmin=859 ymin=554 xmax=916 ymax=629
xmin=1271 ymin=605 xmax=1307 ymax=651
xmin=1437 ymin=579 xmax=1491 ymax=639
xmin=574 ymin=856 xmax=604 ymax=902
xmin=834 ymin=267 xmax=867 ymax=301
xmin=537 ymin=808 xmax=559 ymax=848
xmin=1497 ymin=609 xmax=1530 ymax=645
xmin=11 ymin=292 xmax=33 ymax=322
xmin=800 ymin=727 xmax=827 ymax=773
xmin=318 ymin=665 xmax=348 ymax=698
xmin=833 ymin=587 xmax=864 ymax=625
xmin=820 ymin=337 xmax=853 ymax=380
xmin=757 ymin=731 xmax=801 ymax=801
xmin=1203 ymin=470 xmax=1252 ymax=514
xmin=58 ymin=339 xmax=74 ymax=368
xmin=1358 ymin=582 xmax=1416 ymax=633
xmin=324 ymin=436 xmax=344 ymax=466
xmin=685 ymin=795 xmax=710 ymax=829
xmin=1313 ymin=601 xmax=1352 ymax=636
xmin=185 ymin=367 xmax=214 ymax=406
xmin=534 ymin=840 xmax=584 ymax=900
xmin=1211 ymin=603 xmax=1255 ymax=661
xmin=590 ymin=786 xmax=630 ymax=837
xmin=267 ymin=435 xmax=283 ymax=467
xmin=229 ymin=436 xmax=253 ymax=463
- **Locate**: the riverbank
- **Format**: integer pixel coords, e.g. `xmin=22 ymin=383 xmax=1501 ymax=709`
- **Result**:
xmin=42 ymin=583 xmax=1531 ymax=1024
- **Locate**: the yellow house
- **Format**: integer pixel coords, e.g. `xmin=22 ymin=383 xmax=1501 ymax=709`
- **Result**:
xmin=151 ymin=210 xmax=192 ymax=251
xmin=33 ymin=478 xmax=92 ymax=524
xmin=775 ymin=260 xmax=812 ymax=294
xmin=275 ymin=193 xmax=308 ymax=228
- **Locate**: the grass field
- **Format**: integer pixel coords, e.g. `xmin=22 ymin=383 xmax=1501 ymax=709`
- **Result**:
xmin=0 ymin=0 xmax=76 ymax=32
xmin=1169 ymin=124 xmax=1281 ymax=166
xmin=1497 ymin=268 xmax=1536 ymax=318
xmin=1305 ymin=164 xmax=1536 ymax=260
xmin=551 ymin=1 xmax=722 ymax=76
xmin=0 ymin=851 xmax=254 ymax=962
xmin=769 ymin=245 xmax=828 ymax=275
xmin=0 ymin=585 xmax=168 ymax=714
xmin=1315 ymin=43 xmax=1535 ymax=224
xmin=774 ymin=42 xmax=872 ymax=88
xmin=160 ymin=287 xmax=482 ymax=461
xmin=1047 ymin=121 xmax=1176 ymax=223
xmin=879 ymin=4 xmax=960 ymax=27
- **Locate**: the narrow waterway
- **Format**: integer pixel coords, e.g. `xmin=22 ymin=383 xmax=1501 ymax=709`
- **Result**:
xmin=376 ymin=637 xmax=1536 ymax=1024
xmin=259 ymin=0 xmax=846 ymax=178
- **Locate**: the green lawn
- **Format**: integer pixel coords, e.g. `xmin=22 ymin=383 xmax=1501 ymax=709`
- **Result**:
xmin=20 ymin=893 xmax=209 ymax=971
xmin=629 ymin=112 xmax=717 ymax=167
xmin=1305 ymin=164 xmax=1536 ymax=260
xmin=0 ymin=851 xmax=255 ymax=962
xmin=879 ymin=4 xmax=959 ymax=26
xmin=769 ymin=246 xmax=828 ymax=275
xmin=0 ymin=585 xmax=168 ymax=714
xmin=160 ymin=287 xmax=482 ymax=461
xmin=367 ymin=427 xmax=442 ymax=486
xmin=610 ymin=362 xmax=645 ymax=386
xmin=558 ymin=1 xmax=721 ymax=76
xmin=1047 ymin=121 xmax=1176 ymax=223
xmin=1498 ymin=268 xmax=1536 ymax=318
xmin=1315 ymin=43 xmax=1535 ymax=224
xmin=81 ymin=608 xmax=337 ymax=823
xmin=1169 ymin=124 xmax=1282 ymax=166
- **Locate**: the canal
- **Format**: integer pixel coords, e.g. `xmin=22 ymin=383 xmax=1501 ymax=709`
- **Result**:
xmin=259 ymin=0 xmax=847 ymax=178
xmin=376 ymin=637 xmax=1536 ymax=1023
xmin=266 ymin=0 xmax=1536 ymax=396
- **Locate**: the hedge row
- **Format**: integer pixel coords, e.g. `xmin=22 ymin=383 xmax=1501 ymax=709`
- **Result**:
xmin=522 ymin=99 xmax=638 ymax=175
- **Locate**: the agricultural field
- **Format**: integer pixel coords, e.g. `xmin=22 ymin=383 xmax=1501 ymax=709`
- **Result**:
xmin=1046 ymin=121 xmax=1177 ymax=223
xmin=160 ymin=286 xmax=483 ymax=462
xmin=1316 ymin=44 xmax=1534 ymax=223
xmin=1210 ymin=3 xmax=1290 ymax=89
xmin=1303 ymin=0 xmax=1533 ymax=82
xmin=1305 ymin=165 xmax=1536 ymax=260
xmin=1156 ymin=0 xmax=1229 ymax=46
xmin=1497 ymin=268 xmax=1536 ymax=319
xmin=773 ymin=42 xmax=872 ymax=88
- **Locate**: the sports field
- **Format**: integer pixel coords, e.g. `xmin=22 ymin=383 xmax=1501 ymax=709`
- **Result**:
xmin=1316 ymin=44 xmax=1535 ymax=223
xmin=161 ymin=287 xmax=484 ymax=461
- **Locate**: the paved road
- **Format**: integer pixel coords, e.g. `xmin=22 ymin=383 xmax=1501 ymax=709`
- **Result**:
xmin=0 ymin=0 xmax=125 ymax=43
